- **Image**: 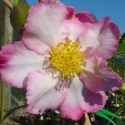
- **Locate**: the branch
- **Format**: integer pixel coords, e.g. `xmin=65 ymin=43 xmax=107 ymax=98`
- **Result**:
xmin=39 ymin=0 xmax=43 ymax=2
xmin=2 ymin=0 xmax=13 ymax=10
xmin=84 ymin=113 xmax=92 ymax=125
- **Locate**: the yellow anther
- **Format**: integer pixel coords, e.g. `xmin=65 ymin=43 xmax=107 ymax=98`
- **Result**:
xmin=49 ymin=40 xmax=83 ymax=79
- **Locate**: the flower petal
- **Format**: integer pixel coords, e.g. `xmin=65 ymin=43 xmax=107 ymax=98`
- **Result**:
xmin=66 ymin=6 xmax=75 ymax=19
xmin=76 ymin=12 xmax=95 ymax=23
xmin=60 ymin=76 xmax=106 ymax=120
xmin=78 ymin=17 xmax=120 ymax=59
xmin=26 ymin=70 xmax=67 ymax=114
xmin=23 ymin=0 xmax=69 ymax=54
xmin=67 ymin=12 xmax=95 ymax=42
xmin=80 ymin=51 xmax=122 ymax=92
xmin=0 ymin=42 xmax=46 ymax=88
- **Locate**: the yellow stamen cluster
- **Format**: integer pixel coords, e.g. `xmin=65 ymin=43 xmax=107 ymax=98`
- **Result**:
xmin=49 ymin=40 xmax=83 ymax=79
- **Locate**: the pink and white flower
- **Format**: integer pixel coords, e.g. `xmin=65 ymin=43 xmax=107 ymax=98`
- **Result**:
xmin=0 ymin=0 xmax=122 ymax=120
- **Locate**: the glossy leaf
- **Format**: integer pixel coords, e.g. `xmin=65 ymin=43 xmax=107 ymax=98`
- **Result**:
xmin=121 ymin=33 xmax=125 ymax=44
xmin=10 ymin=1 xmax=30 ymax=33
xmin=120 ymin=83 xmax=125 ymax=91
xmin=14 ymin=0 xmax=18 ymax=5
xmin=115 ymin=44 xmax=125 ymax=55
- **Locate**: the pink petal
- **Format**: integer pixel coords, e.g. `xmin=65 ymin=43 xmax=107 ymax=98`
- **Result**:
xmin=66 ymin=6 xmax=75 ymax=19
xmin=80 ymin=51 xmax=122 ymax=92
xmin=0 ymin=42 xmax=46 ymax=88
xmin=76 ymin=12 xmax=95 ymax=23
xmin=60 ymin=76 xmax=106 ymax=121
xmin=26 ymin=70 xmax=67 ymax=114
xmin=78 ymin=17 xmax=120 ymax=59
xmin=67 ymin=12 xmax=95 ymax=42
xmin=22 ymin=0 xmax=69 ymax=54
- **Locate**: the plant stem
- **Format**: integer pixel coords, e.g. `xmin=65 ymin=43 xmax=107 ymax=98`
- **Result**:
xmin=84 ymin=113 xmax=92 ymax=125
xmin=2 ymin=0 xmax=13 ymax=10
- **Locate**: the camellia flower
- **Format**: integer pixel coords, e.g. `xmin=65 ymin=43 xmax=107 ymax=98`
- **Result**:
xmin=0 ymin=0 xmax=122 ymax=120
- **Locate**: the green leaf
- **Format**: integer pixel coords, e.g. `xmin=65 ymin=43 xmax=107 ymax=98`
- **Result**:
xmin=115 ymin=44 xmax=125 ymax=55
xmin=116 ymin=119 xmax=125 ymax=125
xmin=99 ymin=109 xmax=120 ymax=119
xmin=120 ymin=83 xmax=125 ymax=91
xmin=95 ymin=112 xmax=116 ymax=125
xmin=14 ymin=0 xmax=18 ymax=5
xmin=10 ymin=1 xmax=30 ymax=33
xmin=121 ymin=33 xmax=125 ymax=44
xmin=0 ymin=104 xmax=27 ymax=123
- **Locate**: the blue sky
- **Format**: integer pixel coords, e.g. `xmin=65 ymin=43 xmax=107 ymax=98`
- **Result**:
xmin=26 ymin=0 xmax=125 ymax=34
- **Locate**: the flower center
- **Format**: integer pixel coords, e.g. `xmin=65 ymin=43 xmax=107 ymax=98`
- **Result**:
xmin=49 ymin=40 xmax=83 ymax=79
